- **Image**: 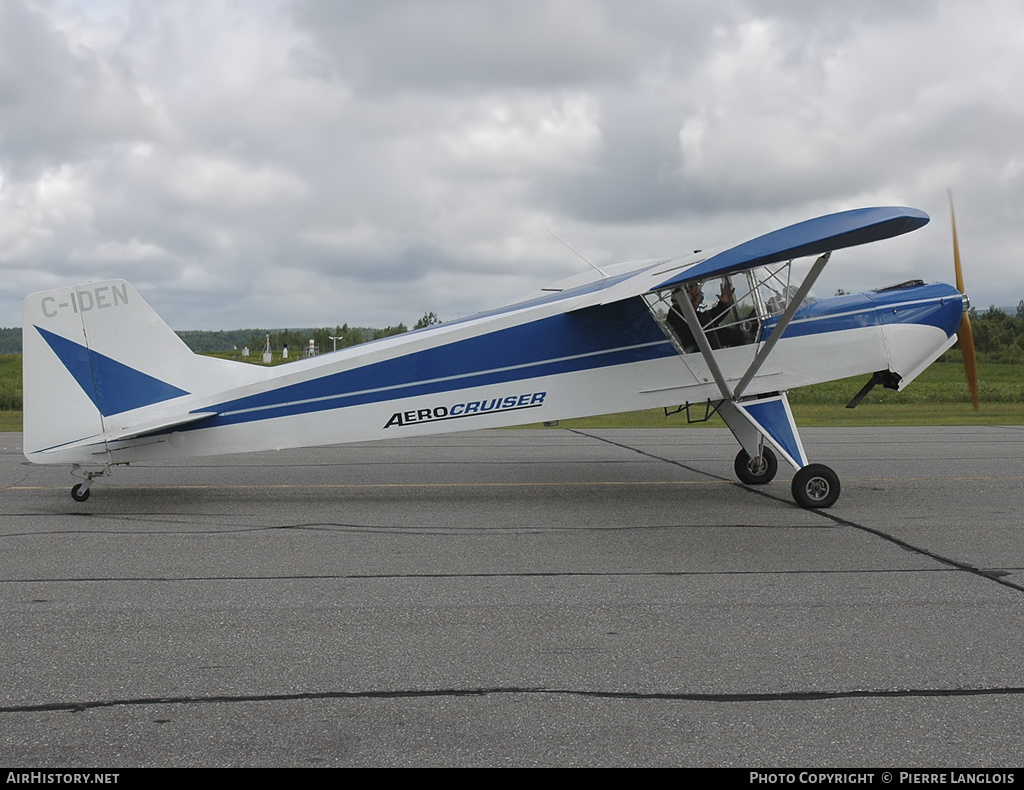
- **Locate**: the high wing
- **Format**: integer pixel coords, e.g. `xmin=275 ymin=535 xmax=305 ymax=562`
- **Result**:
xmin=655 ymin=205 xmax=929 ymax=286
xmin=558 ymin=206 xmax=930 ymax=310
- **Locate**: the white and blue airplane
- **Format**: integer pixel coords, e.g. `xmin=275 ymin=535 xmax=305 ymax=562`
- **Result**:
xmin=22 ymin=205 xmax=978 ymax=508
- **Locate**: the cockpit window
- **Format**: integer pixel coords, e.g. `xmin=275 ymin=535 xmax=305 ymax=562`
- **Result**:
xmin=645 ymin=274 xmax=760 ymax=354
xmin=645 ymin=260 xmax=820 ymax=354
xmin=750 ymin=262 xmax=818 ymax=318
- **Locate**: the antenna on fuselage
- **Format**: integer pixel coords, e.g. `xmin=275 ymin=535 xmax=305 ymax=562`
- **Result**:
xmin=547 ymin=228 xmax=609 ymax=278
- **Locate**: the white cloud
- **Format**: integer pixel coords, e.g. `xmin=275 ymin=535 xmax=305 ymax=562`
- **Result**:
xmin=441 ymin=94 xmax=602 ymax=176
xmin=1 ymin=0 xmax=1023 ymax=328
xmin=163 ymin=155 xmax=308 ymax=211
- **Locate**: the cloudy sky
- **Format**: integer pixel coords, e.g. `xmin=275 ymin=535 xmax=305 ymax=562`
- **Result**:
xmin=1 ymin=0 xmax=1022 ymax=330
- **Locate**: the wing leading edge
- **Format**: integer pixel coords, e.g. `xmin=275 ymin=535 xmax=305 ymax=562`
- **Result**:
xmin=656 ymin=206 xmax=930 ymax=288
xmin=565 ymin=206 xmax=930 ymax=312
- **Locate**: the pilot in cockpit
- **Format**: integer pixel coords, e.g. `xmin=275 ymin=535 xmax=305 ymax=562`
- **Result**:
xmin=667 ymin=280 xmax=736 ymax=352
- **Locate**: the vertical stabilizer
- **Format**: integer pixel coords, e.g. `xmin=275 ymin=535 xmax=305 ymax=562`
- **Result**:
xmin=22 ymin=280 xmax=260 ymax=459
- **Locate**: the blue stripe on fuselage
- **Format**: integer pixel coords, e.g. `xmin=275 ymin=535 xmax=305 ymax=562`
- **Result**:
xmin=197 ymin=298 xmax=674 ymax=427
xmin=180 ymin=285 xmax=961 ymax=433
xmin=759 ymin=283 xmax=963 ymax=341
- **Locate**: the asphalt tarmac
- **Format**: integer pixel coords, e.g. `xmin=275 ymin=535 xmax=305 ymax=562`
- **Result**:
xmin=2 ymin=426 xmax=1023 ymax=767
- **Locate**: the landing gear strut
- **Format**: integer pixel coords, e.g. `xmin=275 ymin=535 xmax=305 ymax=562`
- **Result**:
xmin=69 ymin=465 xmax=111 ymax=502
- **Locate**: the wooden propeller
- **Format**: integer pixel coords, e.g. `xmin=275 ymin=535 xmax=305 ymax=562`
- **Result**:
xmin=949 ymin=193 xmax=980 ymax=410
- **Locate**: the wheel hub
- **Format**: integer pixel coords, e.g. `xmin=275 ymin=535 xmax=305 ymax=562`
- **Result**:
xmin=805 ymin=476 xmax=831 ymax=501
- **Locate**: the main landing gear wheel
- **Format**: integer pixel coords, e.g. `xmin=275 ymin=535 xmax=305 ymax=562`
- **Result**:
xmin=70 ymin=483 xmax=91 ymax=502
xmin=791 ymin=464 xmax=840 ymax=509
xmin=734 ymin=447 xmax=778 ymax=485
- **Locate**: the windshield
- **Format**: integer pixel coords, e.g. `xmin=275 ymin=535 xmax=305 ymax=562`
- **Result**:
xmin=645 ymin=274 xmax=760 ymax=354
xmin=749 ymin=262 xmax=818 ymax=318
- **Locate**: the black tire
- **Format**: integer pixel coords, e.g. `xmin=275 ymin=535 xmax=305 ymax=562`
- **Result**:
xmin=734 ymin=447 xmax=778 ymax=485
xmin=71 ymin=483 xmax=91 ymax=502
xmin=791 ymin=464 xmax=840 ymax=508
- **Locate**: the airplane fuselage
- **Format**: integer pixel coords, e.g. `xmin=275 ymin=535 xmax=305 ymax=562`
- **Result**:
xmin=24 ymin=278 xmax=962 ymax=467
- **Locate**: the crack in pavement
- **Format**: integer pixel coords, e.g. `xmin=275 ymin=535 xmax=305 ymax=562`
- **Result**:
xmin=569 ymin=429 xmax=730 ymax=480
xmin=6 ymin=684 xmax=1024 ymax=715
xmin=2 ymin=566 xmax=987 ymax=585
xmin=573 ymin=429 xmax=1024 ymax=594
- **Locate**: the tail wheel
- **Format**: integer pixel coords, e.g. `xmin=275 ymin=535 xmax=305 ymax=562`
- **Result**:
xmin=71 ymin=483 xmax=91 ymax=502
xmin=734 ymin=447 xmax=778 ymax=485
xmin=791 ymin=464 xmax=840 ymax=508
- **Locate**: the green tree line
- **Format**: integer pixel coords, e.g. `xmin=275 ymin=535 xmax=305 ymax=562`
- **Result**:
xmin=0 ymin=312 xmax=440 ymax=355
xmin=6 ymin=303 xmax=1024 ymax=358
xmin=935 ymin=303 xmax=1024 ymax=365
xmin=961 ymin=303 xmax=1024 ymax=364
xmin=0 ymin=312 xmax=438 ymax=409
xmin=178 ymin=323 xmax=408 ymax=358
xmin=3 ymin=305 xmax=1023 ymax=413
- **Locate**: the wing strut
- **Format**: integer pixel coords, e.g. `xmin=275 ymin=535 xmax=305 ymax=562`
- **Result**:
xmin=674 ymin=281 xmax=806 ymax=468
xmin=671 ymin=250 xmax=841 ymax=508
xmin=672 ymin=250 xmax=832 ymax=403
xmin=732 ymin=251 xmax=830 ymax=399
xmin=675 ymin=292 xmax=734 ymax=401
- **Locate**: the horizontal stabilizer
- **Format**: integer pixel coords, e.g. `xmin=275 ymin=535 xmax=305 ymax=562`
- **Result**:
xmin=37 ymin=412 xmax=218 ymax=454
